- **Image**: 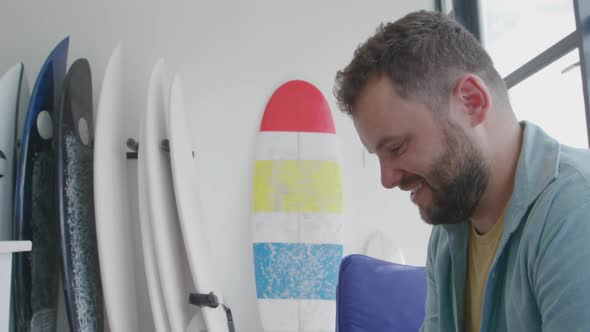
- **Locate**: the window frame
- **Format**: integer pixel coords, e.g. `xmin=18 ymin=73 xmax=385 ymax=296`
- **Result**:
xmin=435 ymin=0 xmax=590 ymax=146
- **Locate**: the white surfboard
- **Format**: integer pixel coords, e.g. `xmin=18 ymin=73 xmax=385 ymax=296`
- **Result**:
xmin=137 ymin=60 xmax=173 ymax=332
xmin=137 ymin=157 xmax=169 ymax=332
xmin=252 ymin=80 xmax=344 ymax=331
xmin=168 ymin=75 xmax=229 ymax=332
xmin=0 ymin=63 xmax=28 ymax=241
xmin=94 ymin=45 xmax=142 ymax=332
xmin=363 ymin=230 xmax=406 ymax=264
xmin=139 ymin=59 xmax=196 ymax=332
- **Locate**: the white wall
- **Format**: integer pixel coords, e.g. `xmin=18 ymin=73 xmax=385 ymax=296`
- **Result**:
xmin=0 ymin=1 xmax=433 ymax=331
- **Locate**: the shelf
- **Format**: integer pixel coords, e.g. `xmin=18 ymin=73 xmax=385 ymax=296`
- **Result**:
xmin=0 ymin=241 xmax=32 ymax=253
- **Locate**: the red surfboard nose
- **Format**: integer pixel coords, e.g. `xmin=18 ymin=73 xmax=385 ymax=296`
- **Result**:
xmin=260 ymin=80 xmax=336 ymax=134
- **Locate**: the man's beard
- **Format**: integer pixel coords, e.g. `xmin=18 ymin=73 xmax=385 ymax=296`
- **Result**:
xmin=419 ymin=120 xmax=489 ymax=225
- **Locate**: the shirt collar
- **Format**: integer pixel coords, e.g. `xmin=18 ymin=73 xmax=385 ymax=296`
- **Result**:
xmin=503 ymin=121 xmax=560 ymax=234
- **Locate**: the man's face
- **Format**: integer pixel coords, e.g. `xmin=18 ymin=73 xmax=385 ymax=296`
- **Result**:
xmin=352 ymin=75 xmax=489 ymax=225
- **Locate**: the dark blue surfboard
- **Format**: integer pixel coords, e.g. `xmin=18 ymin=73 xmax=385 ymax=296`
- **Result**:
xmin=13 ymin=37 xmax=69 ymax=332
xmin=56 ymin=58 xmax=104 ymax=331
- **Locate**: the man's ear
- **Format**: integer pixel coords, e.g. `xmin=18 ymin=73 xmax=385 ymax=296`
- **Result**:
xmin=451 ymin=74 xmax=491 ymax=127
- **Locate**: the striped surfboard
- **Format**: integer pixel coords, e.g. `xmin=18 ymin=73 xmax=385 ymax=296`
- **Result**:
xmin=252 ymin=80 xmax=343 ymax=331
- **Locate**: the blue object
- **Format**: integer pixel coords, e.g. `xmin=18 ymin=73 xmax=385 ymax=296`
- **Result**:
xmin=336 ymin=254 xmax=427 ymax=332
xmin=253 ymin=242 xmax=342 ymax=300
xmin=13 ymin=37 xmax=69 ymax=332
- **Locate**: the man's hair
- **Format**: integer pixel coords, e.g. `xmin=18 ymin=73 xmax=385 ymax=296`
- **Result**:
xmin=334 ymin=10 xmax=507 ymax=115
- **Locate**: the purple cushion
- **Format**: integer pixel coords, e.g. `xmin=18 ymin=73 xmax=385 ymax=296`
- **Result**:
xmin=336 ymin=254 xmax=427 ymax=332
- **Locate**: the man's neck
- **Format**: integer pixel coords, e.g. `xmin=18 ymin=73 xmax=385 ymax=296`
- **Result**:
xmin=470 ymin=121 xmax=523 ymax=235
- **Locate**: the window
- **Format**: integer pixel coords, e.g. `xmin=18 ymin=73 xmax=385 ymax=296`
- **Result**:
xmin=481 ymin=0 xmax=576 ymax=77
xmin=508 ymin=50 xmax=586 ymax=148
xmin=480 ymin=0 xmax=586 ymax=148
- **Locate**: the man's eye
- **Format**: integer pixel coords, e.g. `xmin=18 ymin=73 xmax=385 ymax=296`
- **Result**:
xmin=390 ymin=143 xmax=404 ymax=155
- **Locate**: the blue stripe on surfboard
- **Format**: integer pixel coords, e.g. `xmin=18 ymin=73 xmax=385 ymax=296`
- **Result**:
xmin=253 ymin=243 xmax=342 ymax=300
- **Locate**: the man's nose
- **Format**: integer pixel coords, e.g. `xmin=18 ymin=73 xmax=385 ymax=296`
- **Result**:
xmin=380 ymin=160 xmax=405 ymax=189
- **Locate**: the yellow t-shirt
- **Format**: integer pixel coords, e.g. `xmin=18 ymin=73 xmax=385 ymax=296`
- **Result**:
xmin=463 ymin=214 xmax=505 ymax=332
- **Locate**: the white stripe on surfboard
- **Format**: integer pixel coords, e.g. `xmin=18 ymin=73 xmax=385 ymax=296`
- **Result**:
xmin=251 ymin=212 xmax=342 ymax=245
xmin=257 ymin=299 xmax=336 ymax=331
xmin=255 ymin=131 xmax=341 ymax=161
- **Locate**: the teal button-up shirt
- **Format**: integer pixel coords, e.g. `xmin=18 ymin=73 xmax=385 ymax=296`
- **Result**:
xmin=421 ymin=121 xmax=590 ymax=332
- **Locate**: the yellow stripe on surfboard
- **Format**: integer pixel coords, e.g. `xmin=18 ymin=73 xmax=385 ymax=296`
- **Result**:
xmin=253 ymin=160 xmax=343 ymax=213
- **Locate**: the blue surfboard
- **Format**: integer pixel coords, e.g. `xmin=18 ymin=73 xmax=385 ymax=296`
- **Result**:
xmin=56 ymin=58 xmax=104 ymax=331
xmin=13 ymin=37 xmax=69 ymax=332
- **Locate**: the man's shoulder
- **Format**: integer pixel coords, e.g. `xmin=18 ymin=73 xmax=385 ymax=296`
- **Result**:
xmin=538 ymin=144 xmax=590 ymax=217
xmin=558 ymin=144 xmax=590 ymax=184
xmin=520 ymin=144 xmax=590 ymax=249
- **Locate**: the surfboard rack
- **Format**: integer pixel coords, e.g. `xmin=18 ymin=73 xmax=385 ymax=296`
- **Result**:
xmin=223 ymin=305 xmax=236 ymax=332
xmin=189 ymin=292 xmax=219 ymax=308
xmin=125 ymin=138 xmax=171 ymax=157
xmin=126 ymin=138 xmax=138 ymax=159
xmin=189 ymin=292 xmax=236 ymax=332
xmin=0 ymin=150 xmax=6 ymax=178
xmin=160 ymin=139 xmax=170 ymax=152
